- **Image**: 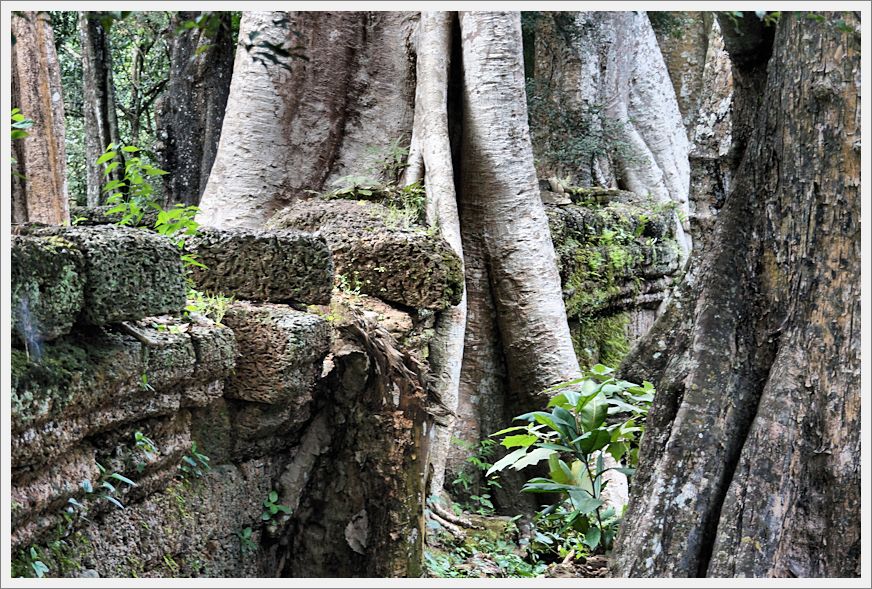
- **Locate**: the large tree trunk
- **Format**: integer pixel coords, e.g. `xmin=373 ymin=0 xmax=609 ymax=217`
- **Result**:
xmin=197 ymin=11 xmax=418 ymax=228
xmin=11 ymin=11 xmax=68 ymax=225
xmin=404 ymin=12 xmax=467 ymax=494
xmin=610 ymin=12 xmax=860 ymax=578
xmin=155 ymin=11 xmax=235 ymax=206
xmin=652 ymin=12 xmax=713 ymax=134
xmin=199 ymin=11 xmax=581 ymax=504
xmin=529 ymin=11 xmax=692 ymax=260
xmin=458 ymin=11 xmax=580 ymax=409
xmin=79 ymin=11 xmax=123 ymax=206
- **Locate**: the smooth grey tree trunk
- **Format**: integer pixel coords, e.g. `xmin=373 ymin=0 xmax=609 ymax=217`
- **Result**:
xmin=198 ymin=11 xmax=418 ymax=228
xmin=458 ymin=11 xmax=580 ymax=408
xmin=404 ymin=12 xmax=467 ymax=495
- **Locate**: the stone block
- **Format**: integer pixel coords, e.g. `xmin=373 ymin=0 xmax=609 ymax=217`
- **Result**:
xmin=186 ymin=227 xmax=334 ymax=305
xmin=11 ymin=233 xmax=85 ymax=343
xmin=269 ymin=199 xmax=464 ymax=310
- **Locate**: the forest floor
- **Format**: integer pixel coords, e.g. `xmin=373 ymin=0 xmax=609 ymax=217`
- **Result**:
xmin=424 ymin=509 xmax=608 ymax=579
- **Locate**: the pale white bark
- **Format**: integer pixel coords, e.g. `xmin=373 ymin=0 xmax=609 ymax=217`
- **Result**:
xmin=599 ymin=12 xmax=692 ymax=259
xmin=459 ymin=11 xmax=580 ymax=404
xmin=198 ymin=12 xmax=295 ymax=228
xmin=199 ymin=12 xmax=417 ymax=229
xmin=406 ymin=12 xmax=467 ymax=495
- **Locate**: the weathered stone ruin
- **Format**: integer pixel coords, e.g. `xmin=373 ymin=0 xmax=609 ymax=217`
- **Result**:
xmin=11 ymin=186 xmax=680 ymax=578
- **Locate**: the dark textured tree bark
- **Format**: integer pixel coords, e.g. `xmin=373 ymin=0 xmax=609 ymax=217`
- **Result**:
xmin=11 ymin=11 xmax=68 ymax=225
xmin=79 ymin=12 xmax=123 ymax=207
xmin=610 ymin=12 xmax=860 ymax=578
xmin=155 ymin=12 xmax=235 ymax=206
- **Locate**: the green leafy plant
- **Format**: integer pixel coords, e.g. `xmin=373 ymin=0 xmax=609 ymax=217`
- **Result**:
xmin=179 ymin=441 xmax=210 ymax=479
xmin=237 ymin=527 xmax=257 ymax=555
xmin=450 ymin=438 xmax=502 ymax=515
xmin=488 ymin=364 xmax=653 ymax=552
xmin=99 ymin=142 xmax=167 ymax=226
xmin=10 ymin=108 xmax=33 ymax=179
xmin=134 ymin=431 xmax=159 ymax=473
xmin=26 ymin=547 xmax=49 ymax=578
xmin=261 ymin=490 xmax=292 ymax=522
xmin=185 ymin=289 xmax=234 ymax=325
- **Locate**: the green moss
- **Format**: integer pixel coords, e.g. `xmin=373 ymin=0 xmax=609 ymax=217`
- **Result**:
xmin=571 ymin=313 xmax=631 ymax=369
xmin=11 ymin=341 xmax=89 ymax=425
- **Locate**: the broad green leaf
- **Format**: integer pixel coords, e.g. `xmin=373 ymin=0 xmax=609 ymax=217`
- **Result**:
xmin=579 ymin=429 xmax=611 ymax=454
xmin=103 ymin=161 xmax=120 ymax=176
xmin=269 ymin=490 xmax=278 ymax=503
xmin=552 ymin=406 xmax=578 ymax=438
xmin=121 ymin=145 xmax=139 ymax=152
xmin=489 ymin=425 xmax=529 ymax=437
xmin=583 ymin=526 xmax=601 ymax=550
xmin=608 ymin=441 xmax=627 ymax=462
xmin=81 ymin=479 xmax=93 ymax=493
xmin=109 ymin=472 xmax=137 ymax=487
xmin=590 ymin=364 xmax=614 ymax=376
xmin=486 ymin=447 xmax=528 ymax=476
xmin=501 ymin=434 xmax=538 ymax=449
xmin=568 ymin=489 xmax=603 ymax=514
xmin=579 ymin=392 xmax=608 ymax=430
xmin=96 ymin=151 xmax=117 ymax=165
xmin=103 ymin=495 xmax=125 ymax=509
xmin=510 ymin=447 xmax=555 ymax=471
xmin=515 ymin=411 xmax=558 ymax=432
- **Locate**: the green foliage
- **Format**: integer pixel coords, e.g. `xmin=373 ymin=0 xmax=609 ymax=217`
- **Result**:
xmin=185 ymin=289 xmax=234 ymax=325
xmin=11 ymin=107 xmax=33 ymax=140
xmin=134 ymin=430 xmax=159 ymax=473
xmin=100 ymin=142 xmax=168 ymax=225
xmin=10 ymin=108 xmax=33 ymax=179
xmin=647 ymin=12 xmax=694 ymax=39
xmin=16 ymin=547 xmax=50 ymax=578
xmin=324 ymin=137 xmax=426 ymax=228
xmin=179 ymin=441 xmax=210 ymax=479
xmin=424 ymin=530 xmax=547 ymax=578
xmin=237 ymin=527 xmax=257 ymax=556
xmin=261 ymin=490 xmax=292 ymax=522
xmin=488 ymin=364 xmax=654 ymax=552
xmin=449 ymin=438 xmax=502 ymax=515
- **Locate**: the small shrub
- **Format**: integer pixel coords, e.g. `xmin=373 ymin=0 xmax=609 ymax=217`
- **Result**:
xmin=488 ymin=364 xmax=653 ymax=552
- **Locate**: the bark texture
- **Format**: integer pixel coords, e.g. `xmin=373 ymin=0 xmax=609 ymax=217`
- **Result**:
xmin=652 ymin=12 xmax=713 ymax=134
xmin=611 ymin=12 xmax=860 ymax=578
xmin=198 ymin=11 xmax=418 ymax=228
xmin=155 ymin=12 xmax=235 ymax=206
xmin=405 ymin=12 xmax=467 ymax=494
xmin=530 ymin=11 xmax=692 ymax=259
xmin=11 ymin=11 xmax=68 ymax=225
xmin=458 ymin=11 xmax=580 ymax=410
xmin=79 ymin=12 xmax=123 ymax=207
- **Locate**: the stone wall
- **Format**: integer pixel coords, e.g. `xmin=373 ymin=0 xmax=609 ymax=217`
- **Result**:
xmin=10 ymin=222 xmax=446 ymax=578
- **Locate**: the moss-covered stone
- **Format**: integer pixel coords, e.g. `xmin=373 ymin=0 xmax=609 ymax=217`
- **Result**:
xmin=571 ymin=313 xmax=631 ymax=369
xmin=546 ymin=196 xmax=680 ymax=319
xmin=11 ymin=234 xmax=85 ymax=343
xmin=268 ymin=199 xmax=464 ymax=310
xmin=21 ymin=225 xmax=186 ymax=325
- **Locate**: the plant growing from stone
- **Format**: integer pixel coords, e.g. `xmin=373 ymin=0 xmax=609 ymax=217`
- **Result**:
xmin=261 ymin=490 xmax=292 ymax=522
xmin=488 ymin=364 xmax=652 ymax=552
xmin=179 ymin=441 xmax=210 ymax=479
